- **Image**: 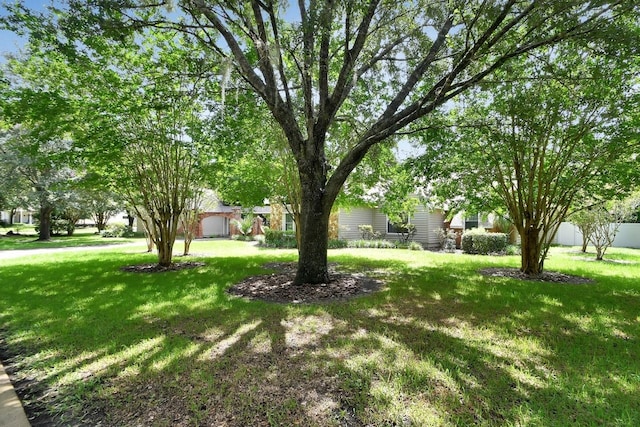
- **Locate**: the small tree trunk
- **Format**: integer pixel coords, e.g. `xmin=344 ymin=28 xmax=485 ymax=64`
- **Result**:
xmin=581 ymin=237 xmax=588 ymax=253
xmin=9 ymin=208 xmax=16 ymax=226
xmin=520 ymin=226 xmax=543 ymax=275
xmin=146 ymin=235 xmax=155 ymax=253
xmin=127 ymin=211 xmax=135 ymax=228
xmin=95 ymin=212 xmax=107 ymax=232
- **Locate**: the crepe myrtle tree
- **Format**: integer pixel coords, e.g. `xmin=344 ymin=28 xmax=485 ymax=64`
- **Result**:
xmin=581 ymin=196 xmax=640 ymax=260
xmin=10 ymin=0 xmax=638 ymax=283
xmin=418 ymin=45 xmax=640 ymax=275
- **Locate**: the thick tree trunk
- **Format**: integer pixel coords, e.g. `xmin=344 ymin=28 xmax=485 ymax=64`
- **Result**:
xmin=295 ymin=201 xmax=331 ymax=284
xmin=293 ymin=155 xmax=334 ymax=285
xmin=520 ymin=226 xmax=543 ymax=275
xmin=37 ymin=204 xmax=53 ymax=241
xmin=156 ymin=229 xmax=174 ymax=267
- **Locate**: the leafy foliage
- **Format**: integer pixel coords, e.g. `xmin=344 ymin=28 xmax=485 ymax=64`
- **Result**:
xmin=263 ymin=229 xmax=297 ymax=249
xmin=420 ymin=42 xmax=640 ymax=274
xmin=3 ymin=0 xmax=638 ymax=283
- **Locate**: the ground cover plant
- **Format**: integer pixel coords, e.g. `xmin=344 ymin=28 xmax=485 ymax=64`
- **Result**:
xmin=0 ymin=241 xmax=638 ymax=426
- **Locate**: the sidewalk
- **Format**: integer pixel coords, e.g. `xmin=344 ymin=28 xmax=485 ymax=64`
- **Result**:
xmin=0 ymin=361 xmax=30 ymax=427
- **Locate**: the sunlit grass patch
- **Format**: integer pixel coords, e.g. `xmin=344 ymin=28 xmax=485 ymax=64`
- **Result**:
xmin=0 ymin=242 xmax=639 ymax=425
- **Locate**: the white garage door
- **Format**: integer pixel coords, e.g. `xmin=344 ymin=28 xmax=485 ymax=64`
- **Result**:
xmin=201 ymin=216 xmax=228 ymax=237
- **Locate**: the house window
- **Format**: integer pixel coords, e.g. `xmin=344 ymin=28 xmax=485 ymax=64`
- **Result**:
xmin=387 ymin=213 xmax=411 ymax=234
xmin=465 ymin=214 xmax=479 ymax=230
xmin=285 ymin=213 xmax=295 ymax=231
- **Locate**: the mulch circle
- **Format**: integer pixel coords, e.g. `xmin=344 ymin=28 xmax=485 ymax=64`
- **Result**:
xmin=120 ymin=261 xmax=206 ymax=273
xmin=479 ymin=267 xmax=594 ymax=284
xmin=228 ymin=262 xmax=383 ymax=303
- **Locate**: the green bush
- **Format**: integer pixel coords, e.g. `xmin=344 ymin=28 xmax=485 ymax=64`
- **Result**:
xmin=347 ymin=239 xmax=423 ymax=250
xmin=328 ymin=239 xmax=349 ymax=249
xmin=357 ymin=224 xmax=380 ymax=240
xmin=263 ymin=229 xmax=297 ymax=248
xmin=506 ymin=244 xmax=521 ymax=256
xmin=408 ymin=241 xmax=424 ymax=251
xmin=101 ymin=224 xmax=135 ymax=238
xmin=462 ymin=228 xmax=508 ymax=255
xmin=231 ymin=234 xmax=253 ymax=241
xmin=348 ymin=239 xmax=397 ymax=249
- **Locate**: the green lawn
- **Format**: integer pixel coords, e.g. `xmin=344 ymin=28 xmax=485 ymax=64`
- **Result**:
xmin=0 ymin=241 xmax=638 ymax=426
xmin=0 ymin=226 xmax=140 ymax=250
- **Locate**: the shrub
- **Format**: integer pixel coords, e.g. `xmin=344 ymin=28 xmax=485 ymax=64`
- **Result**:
xmin=231 ymin=215 xmax=254 ymax=236
xmin=101 ymin=224 xmax=135 ymax=238
xmin=462 ymin=228 xmax=508 ymax=255
xmin=358 ymin=224 xmax=380 ymax=240
xmin=347 ymin=239 xmax=396 ymax=249
xmin=408 ymin=241 xmax=424 ymax=251
xmin=328 ymin=239 xmax=348 ymax=249
xmin=263 ymin=229 xmax=297 ymax=248
xmin=231 ymin=234 xmax=253 ymax=241
xmin=505 ymin=244 xmax=521 ymax=256
xmin=434 ymin=228 xmax=458 ymax=252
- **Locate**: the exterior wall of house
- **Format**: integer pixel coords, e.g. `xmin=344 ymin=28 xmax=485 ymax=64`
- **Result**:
xmin=198 ymin=210 xmax=241 ymax=238
xmin=372 ymin=210 xmax=388 ymax=236
xmin=200 ymin=214 xmax=230 ymax=237
xmin=0 ymin=209 xmax=35 ymax=224
xmin=449 ymin=212 xmax=495 ymax=230
xmin=553 ymin=222 xmax=640 ymax=249
xmin=270 ymin=204 xmax=283 ymax=231
xmin=337 ymin=205 xmax=445 ymax=248
xmin=338 ymin=207 xmax=375 ymax=239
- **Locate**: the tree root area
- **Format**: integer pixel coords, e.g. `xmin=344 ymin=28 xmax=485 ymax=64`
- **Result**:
xmin=479 ymin=267 xmax=594 ymax=284
xmin=228 ymin=262 xmax=383 ymax=304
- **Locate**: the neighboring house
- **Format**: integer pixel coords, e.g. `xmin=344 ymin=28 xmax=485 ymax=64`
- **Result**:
xmin=447 ymin=212 xmax=495 ymax=232
xmin=189 ymin=200 xmax=446 ymax=247
xmin=0 ymin=208 xmax=35 ymax=225
xmin=336 ymin=205 xmax=445 ymax=248
xmin=197 ymin=202 xmax=270 ymax=238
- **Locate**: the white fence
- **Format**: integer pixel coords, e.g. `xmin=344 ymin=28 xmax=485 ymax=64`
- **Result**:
xmin=553 ymin=222 xmax=640 ymax=249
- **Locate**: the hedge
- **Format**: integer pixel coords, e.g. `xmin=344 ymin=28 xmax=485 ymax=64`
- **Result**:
xmin=461 ymin=229 xmax=508 ymax=255
xmin=263 ymin=229 xmax=297 ymax=248
xmin=263 ymin=229 xmax=347 ymax=249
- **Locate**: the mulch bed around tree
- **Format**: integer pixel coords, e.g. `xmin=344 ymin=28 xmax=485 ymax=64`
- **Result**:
xmin=479 ymin=267 xmax=594 ymax=284
xmin=228 ymin=262 xmax=384 ymax=303
xmin=120 ymin=261 xmax=206 ymax=273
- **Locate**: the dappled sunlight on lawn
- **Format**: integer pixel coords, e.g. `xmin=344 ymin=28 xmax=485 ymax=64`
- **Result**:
xmin=0 ymin=243 xmax=638 ymax=425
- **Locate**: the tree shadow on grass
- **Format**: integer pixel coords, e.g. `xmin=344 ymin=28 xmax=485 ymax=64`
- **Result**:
xmin=0 ymin=251 xmax=639 ymax=426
